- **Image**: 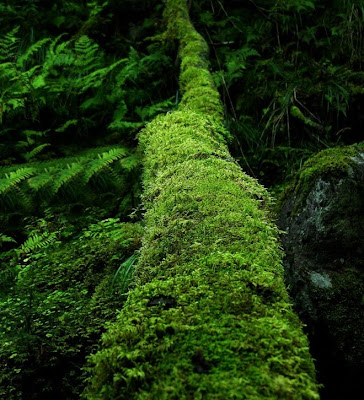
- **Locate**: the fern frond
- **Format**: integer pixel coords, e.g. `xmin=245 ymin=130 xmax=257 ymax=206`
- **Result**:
xmin=0 ymin=146 xmax=132 ymax=212
xmin=108 ymin=120 xmax=143 ymax=131
xmin=54 ymin=38 xmax=71 ymax=55
xmin=74 ymin=35 xmax=101 ymax=72
xmin=0 ymin=167 xmax=35 ymax=194
xmin=27 ymin=172 xmax=53 ymax=192
xmin=52 ymin=163 xmax=84 ymax=194
xmin=20 ymin=65 xmax=41 ymax=81
xmin=119 ymin=154 xmax=140 ymax=171
xmin=0 ymin=234 xmax=16 ymax=246
xmin=77 ymin=59 xmax=126 ymax=93
xmin=23 ymin=129 xmax=50 ymax=138
xmin=49 ymin=34 xmax=68 ymax=54
xmin=0 ymin=62 xmax=17 ymax=78
xmin=19 ymin=231 xmax=57 ymax=254
xmin=84 ymin=148 xmax=128 ymax=183
xmin=0 ymin=27 xmax=19 ymax=62
xmin=135 ymin=97 xmax=175 ymax=121
xmin=225 ymin=47 xmax=260 ymax=86
xmin=17 ymin=38 xmax=51 ymax=68
xmin=24 ymin=144 xmax=50 ymax=161
xmin=55 ymin=119 xmax=78 ymax=132
xmin=42 ymin=34 xmax=71 ymax=73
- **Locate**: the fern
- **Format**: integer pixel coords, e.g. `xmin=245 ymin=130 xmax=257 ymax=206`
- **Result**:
xmin=0 ymin=146 xmax=136 ymax=211
xmin=55 ymin=119 xmax=78 ymax=133
xmin=0 ymin=27 xmax=19 ymax=62
xmin=74 ymin=35 xmax=101 ymax=73
xmin=77 ymin=59 xmax=127 ymax=93
xmin=0 ymin=61 xmax=17 ymax=78
xmin=23 ymin=129 xmax=49 ymax=138
xmin=21 ymin=65 xmax=41 ymax=80
xmin=225 ymin=47 xmax=260 ymax=86
xmin=0 ymin=168 xmax=35 ymax=195
xmin=120 ymin=155 xmax=141 ymax=171
xmin=84 ymin=148 xmax=128 ymax=183
xmin=0 ymin=234 xmax=16 ymax=247
xmin=17 ymin=38 xmax=51 ymax=68
xmin=0 ymin=29 xmax=50 ymax=122
xmin=52 ymin=163 xmax=84 ymax=194
xmin=19 ymin=231 xmax=57 ymax=254
xmin=135 ymin=97 xmax=175 ymax=122
xmin=24 ymin=143 xmax=50 ymax=161
xmin=27 ymin=172 xmax=53 ymax=192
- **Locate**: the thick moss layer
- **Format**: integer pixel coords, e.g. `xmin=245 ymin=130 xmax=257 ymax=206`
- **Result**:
xmin=282 ymin=144 xmax=364 ymax=214
xmin=85 ymin=1 xmax=318 ymax=398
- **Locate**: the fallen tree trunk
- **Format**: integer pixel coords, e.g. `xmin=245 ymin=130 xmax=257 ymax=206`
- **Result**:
xmin=85 ymin=1 xmax=319 ymax=398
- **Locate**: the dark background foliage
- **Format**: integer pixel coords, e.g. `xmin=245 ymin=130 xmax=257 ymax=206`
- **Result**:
xmin=193 ymin=0 xmax=363 ymax=185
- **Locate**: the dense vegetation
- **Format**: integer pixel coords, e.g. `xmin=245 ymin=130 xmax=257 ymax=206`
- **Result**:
xmin=0 ymin=0 xmax=362 ymax=398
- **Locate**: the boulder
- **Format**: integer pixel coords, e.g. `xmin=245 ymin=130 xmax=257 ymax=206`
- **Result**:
xmin=278 ymin=145 xmax=364 ymax=399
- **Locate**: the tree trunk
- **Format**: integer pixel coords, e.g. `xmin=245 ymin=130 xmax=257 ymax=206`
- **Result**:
xmin=86 ymin=1 xmax=319 ymax=398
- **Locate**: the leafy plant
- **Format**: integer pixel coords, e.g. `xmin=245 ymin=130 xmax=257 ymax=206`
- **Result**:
xmin=195 ymin=0 xmax=364 ymax=186
xmin=0 ymin=219 xmax=143 ymax=399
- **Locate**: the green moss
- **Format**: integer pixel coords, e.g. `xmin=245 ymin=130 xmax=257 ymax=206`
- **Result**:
xmin=0 ymin=220 xmax=143 ymax=399
xmin=163 ymin=0 xmax=225 ymax=123
xmin=85 ymin=1 xmax=319 ymax=398
xmin=290 ymin=106 xmax=321 ymax=128
xmin=281 ymin=143 xmax=364 ymax=212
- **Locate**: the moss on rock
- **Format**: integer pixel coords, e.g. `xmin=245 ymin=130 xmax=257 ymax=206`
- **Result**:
xmin=278 ymin=145 xmax=364 ymax=398
xmin=84 ymin=1 xmax=319 ymax=399
xmin=282 ymin=143 xmax=364 ymax=214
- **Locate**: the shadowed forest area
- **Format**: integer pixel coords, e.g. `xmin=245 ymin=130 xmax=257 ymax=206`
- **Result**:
xmin=0 ymin=0 xmax=363 ymax=399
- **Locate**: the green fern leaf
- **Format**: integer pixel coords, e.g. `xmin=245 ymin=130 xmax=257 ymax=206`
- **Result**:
xmin=22 ymin=65 xmax=41 ymax=80
xmin=24 ymin=144 xmax=50 ymax=161
xmin=74 ymin=35 xmax=101 ymax=72
xmin=108 ymin=120 xmax=143 ymax=131
xmin=0 ymin=167 xmax=35 ymax=194
xmin=55 ymin=119 xmax=78 ymax=132
xmin=119 ymin=154 xmax=140 ymax=171
xmin=19 ymin=232 xmax=57 ymax=254
xmin=52 ymin=163 xmax=84 ymax=194
xmin=0 ymin=27 xmax=19 ymax=62
xmin=0 ymin=233 xmax=16 ymax=246
xmin=0 ymin=62 xmax=17 ymax=78
xmin=77 ymin=59 xmax=126 ymax=93
xmin=84 ymin=148 xmax=127 ymax=183
xmin=27 ymin=172 xmax=53 ymax=192
xmin=17 ymin=38 xmax=51 ymax=68
xmin=22 ymin=129 xmax=50 ymax=138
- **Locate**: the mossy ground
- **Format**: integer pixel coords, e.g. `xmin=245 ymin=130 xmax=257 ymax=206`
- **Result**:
xmin=0 ymin=220 xmax=143 ymax=399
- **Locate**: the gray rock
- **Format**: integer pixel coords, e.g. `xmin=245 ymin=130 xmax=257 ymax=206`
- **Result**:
xmin=278 ymin=145 xmax=364 ymax=399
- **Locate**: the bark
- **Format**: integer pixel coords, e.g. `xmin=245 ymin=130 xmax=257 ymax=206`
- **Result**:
xmin=85 ymin=1 xmax=319 ymax=398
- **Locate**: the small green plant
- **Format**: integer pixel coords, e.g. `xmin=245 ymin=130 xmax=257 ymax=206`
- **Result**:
xmin=112 ymin=253 xmax=139 ymax=294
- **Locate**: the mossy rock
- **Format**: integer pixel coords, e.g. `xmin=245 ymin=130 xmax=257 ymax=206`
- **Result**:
xmin=278 ymin=144 xmax=364 ymax=399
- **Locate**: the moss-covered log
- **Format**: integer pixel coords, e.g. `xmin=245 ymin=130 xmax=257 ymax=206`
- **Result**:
xmin=85 ymin=1 xmax=319 ymax=398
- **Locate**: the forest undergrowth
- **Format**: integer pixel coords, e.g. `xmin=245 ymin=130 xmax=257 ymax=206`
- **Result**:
xmin=0 ymin=0 xmax=362 ymax=398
